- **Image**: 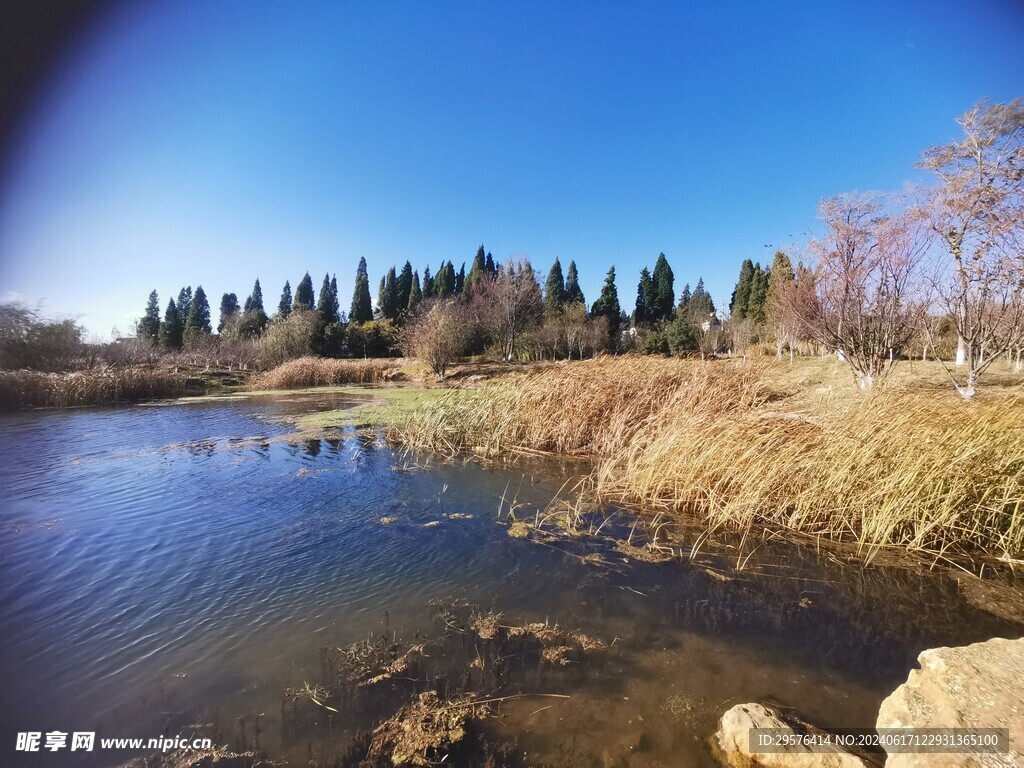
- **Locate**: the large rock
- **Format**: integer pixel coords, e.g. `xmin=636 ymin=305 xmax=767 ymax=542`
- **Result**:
xmin=877 ymin=636 xmax=1024 ymax=768
xmin=712 ymin=702 xmax=869 ymax=768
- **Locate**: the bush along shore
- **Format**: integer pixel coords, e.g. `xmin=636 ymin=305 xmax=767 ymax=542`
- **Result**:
xmin=389 ymin=356 xmax=1024 ymax=563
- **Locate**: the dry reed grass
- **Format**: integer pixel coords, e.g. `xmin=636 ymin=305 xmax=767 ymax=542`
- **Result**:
xmin=250 ymin=356 xmax=403 ymax=390
xmin=0 ymin=368 xmax=186 ymax=409
xmin=392 ymin=355 xmax=1024 ymax=559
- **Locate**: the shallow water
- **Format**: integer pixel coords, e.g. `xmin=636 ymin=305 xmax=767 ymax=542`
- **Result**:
xmin=0 ymin=391 xmax=1020 ymax=767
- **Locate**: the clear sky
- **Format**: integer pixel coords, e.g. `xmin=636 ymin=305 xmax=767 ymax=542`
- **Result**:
xmin=0 ymin=0 xmax=1022 ymax=338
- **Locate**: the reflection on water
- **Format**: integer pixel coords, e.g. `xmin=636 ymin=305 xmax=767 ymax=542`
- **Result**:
xmin=0 ymin=392 xmax=1020 ymax=767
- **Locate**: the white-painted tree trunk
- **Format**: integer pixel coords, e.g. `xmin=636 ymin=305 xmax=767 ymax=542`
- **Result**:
xmin=955 ymin=336 xmax=966 ymax=366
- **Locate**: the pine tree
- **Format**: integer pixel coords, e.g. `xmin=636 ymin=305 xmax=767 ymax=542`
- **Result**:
xmin=218 ymin=292 xmax=240 ymax=333
xmin=564 ymin=260 xmax=585 ymax=306
xmin=421 ymin=265 xmax=434 ymax=297
xmin=678 ymin=282 xmax=692 ymax=314
xmin=159 ymin=298 xmax=183 ymax=349
xmin=730 ymin=259 xmax=755 ymax=319
xmin=350 ymin=257 xmax=373 ymax=323
xmin=634 ymin=268 xmax=653 ymax=325
xmin=176 ymin=287 xmax=193 ymax=328
xmin=250 ymin=279 xmax=264 ymax=312
xmin=294 ymin=273 xmax=315 ymax=311
xmin=408 ymin=270 xmax=422 ymax=312
xmin=138 ymin=290 xmax=161 ymax=341
xmin=467 ymin=245 xmax=487 ymax=291
xmin=184 ymin=285 xmax=212 ymax=342
xmin=687 ymin=277 xmax=715 ymax=322
xmin=544 ymin=257 xmax=566 ymax=316
xmin=591 ymin=266 xmax=621 ymax=346
xmin=278 ymin=281 xmax=292 ymax=318
xmin=651 ymin=253 xmax=675 ymax=321
xmin=317 ymin=273 xmax=339 ymax=324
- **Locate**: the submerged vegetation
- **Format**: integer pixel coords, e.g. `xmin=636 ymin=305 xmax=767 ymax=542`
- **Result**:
xmin=391 ymin=356 xmax=1024 ymax=561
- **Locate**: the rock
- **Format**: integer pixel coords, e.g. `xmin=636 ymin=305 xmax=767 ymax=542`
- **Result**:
xmin=876 ymin=636 xmax=1024 ymax=768
xmin=712 ymin=702 xmax=869 ymax=767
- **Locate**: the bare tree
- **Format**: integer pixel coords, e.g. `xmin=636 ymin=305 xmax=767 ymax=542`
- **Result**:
xmin=918 ymin=99 xmax=1024 ymax=399
xmin=803 ymin=194 xmax=931 ymax=388
xmin=726 ymin=316 xmax=755 ymax=357
xmin=474 ymin=259 xmax=543 ymax=362
xmin=401 ymin=300 xmax=469 ymax=380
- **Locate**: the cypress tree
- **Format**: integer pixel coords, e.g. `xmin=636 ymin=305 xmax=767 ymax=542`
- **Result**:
xmin=138 ymin=290 xmax=161 ymax=341
xmin=294 ymin=273 xmax=315 ymax=311
xmin=330 ymin=275 xmax=340 ymax=321
xmin=421 ymin=265 xmax=434 ymax=297
xmin=766 ymin=251 xmax=795 ymax=298
xmin=408 ymin=270 xmax=422 ymax=312
xmin=278 ymin=281 xmax=292 ymax=318
xmin=435 ymin=261 xmax=455 ymax=298
xmin=397 ymin=261 xmax=414 ymax=312
xmin=381 ymin=267 xmax=399 ymax=319
xmin=591 ymin=266 xmax=621 ymax=346
xmin=634 ymin=268 xmax=653 ymax=325
xmin=730 ymin=259 xmax=755 ymax=319
xmin=317 ymin=273 xmax=339 ymax=324
xmin=218 ymin=292 xmax=240 ymax=333
xmin=564 ymin=260 xmax=585 ymax=306
xmin=544 ymin=257 xmax=566 ymax=316
xmin=350 ymin=257 xmax=373 ymax=323
xmin=651 ymin=253 xmax=675 ymax=321
xmin=455 ymin=263 xmax=466 ymax=295
xmin=484 ymin=251 xmax=496 ymax=277
xmin=467 ymin=245 xmax=487 ymax=290
xmin=159 ymin=298 xmax=183 ymax=349
xmin=747 ymin=262 xmax=769 ymax=323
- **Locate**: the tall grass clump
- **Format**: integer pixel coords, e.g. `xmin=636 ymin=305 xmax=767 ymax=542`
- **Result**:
xmin=392 ymin=356 xmax=767 ymax=456
xmin=0 ymin=368 xmax=187 ymax=410
xmin=250 ymin=356 xmax=403 ymax=390
xmin=393 ymin=356 xmax=1024 ymax=559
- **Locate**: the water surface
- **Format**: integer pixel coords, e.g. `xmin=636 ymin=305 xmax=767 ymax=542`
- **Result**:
xmin=0 ymin=391 xmax=1020 ymax=767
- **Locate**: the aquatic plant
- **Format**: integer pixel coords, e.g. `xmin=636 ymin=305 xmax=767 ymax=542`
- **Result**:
xmin=391 ymin=356 xmax=1024 ymax=561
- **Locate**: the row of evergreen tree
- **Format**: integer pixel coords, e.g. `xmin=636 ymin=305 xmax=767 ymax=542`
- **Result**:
xmin=136 ymin=245 xmax=791 ymax=353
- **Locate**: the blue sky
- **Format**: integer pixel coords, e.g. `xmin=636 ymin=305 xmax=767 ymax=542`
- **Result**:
xmin=1 ymin=0 xmax=1022 ymax=337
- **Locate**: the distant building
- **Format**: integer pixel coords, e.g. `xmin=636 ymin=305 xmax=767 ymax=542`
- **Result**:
xmin=700 ymin=312 xmax=723 ymax=334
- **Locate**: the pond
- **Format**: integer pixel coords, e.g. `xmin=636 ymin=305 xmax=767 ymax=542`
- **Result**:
xmin=0 ymin=390 xmax=1020 ymax=767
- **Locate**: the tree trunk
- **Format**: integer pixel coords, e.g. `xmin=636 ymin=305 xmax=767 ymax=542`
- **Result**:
xmin=955 ymin=335 xmax=966 ymax=366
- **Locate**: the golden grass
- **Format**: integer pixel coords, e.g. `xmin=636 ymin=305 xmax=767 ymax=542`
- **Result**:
xmin=392 ymin=355 xmax=1024 ymax=559
xmin=0 ymin=368 xmax=186 ymax=409
xmin=250 ymin=356 xmax=404 ymax=390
